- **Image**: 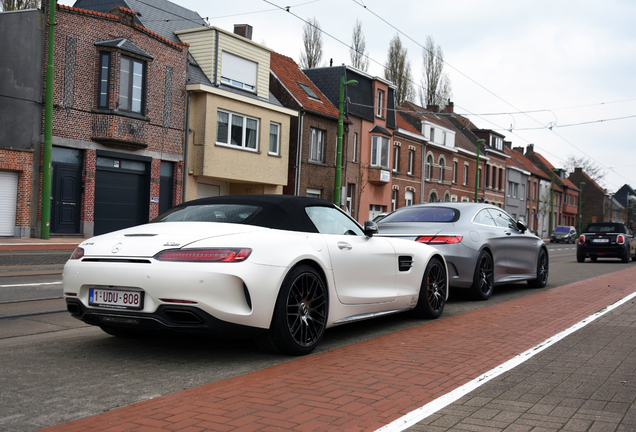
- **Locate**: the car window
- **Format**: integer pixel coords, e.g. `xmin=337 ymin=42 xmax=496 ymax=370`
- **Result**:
xmin=154 ymin=204 xmax=261 ymax=223
xmin=488 ymin=209 xmax=519 ymax=230
xmin=305 ymin=206 xmax=364 ymax=236
xmin=586 ymin=224 xmax=626 ymax=234
xmin=380 ymin=207 xmax=459 ymax=223
xmin=473 ymin=209 xmax=497 ymax=226
xmin=554 ymin=227 xmax=569 ymax=233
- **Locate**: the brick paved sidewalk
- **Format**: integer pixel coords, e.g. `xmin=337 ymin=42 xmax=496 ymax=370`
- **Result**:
xmin=37 ymin=267 xmax=636 ymax=432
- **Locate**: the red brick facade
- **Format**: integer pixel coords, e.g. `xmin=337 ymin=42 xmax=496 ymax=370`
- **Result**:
xmin=35 ymin=5 xmax=188 ymax=237
xmin=0 ymin=150 xmax=34 ymax=230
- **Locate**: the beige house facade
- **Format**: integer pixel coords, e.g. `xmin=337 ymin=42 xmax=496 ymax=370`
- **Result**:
xmin=177 ymin=25 xmax=296 ymax=201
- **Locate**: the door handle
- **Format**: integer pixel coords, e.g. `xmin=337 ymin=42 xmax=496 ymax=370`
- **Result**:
xmin=62 ymin=202 xmax=76 ymax=205
xmin=337 ymin=242 xmax=352 ymax=250
xmin=505 ymin=231 xmax=512 ymax=236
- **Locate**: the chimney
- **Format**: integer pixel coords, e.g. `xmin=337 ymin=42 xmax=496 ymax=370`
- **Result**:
xmin=426 ymin=104 xmax=439 ymax=113
xmin=513 ymin=146 xmax=524 ymax=154
xmin=233 ymin=24 xmax=253 ymax=40
xmin=445 ymin=101 xmax=454 ymax=113
xmin=110 ymin=6 xmax=136 ymax=27
xmin=526 ymin=144 xmax=534 ymax=154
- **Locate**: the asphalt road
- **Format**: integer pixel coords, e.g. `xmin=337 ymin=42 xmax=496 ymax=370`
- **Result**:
xmin=0 ymin=243 xmax=633 ymax=432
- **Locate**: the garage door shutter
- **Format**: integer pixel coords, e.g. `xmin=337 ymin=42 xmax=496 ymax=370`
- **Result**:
xmin=0 ymin=171 xmax=18 ymax=236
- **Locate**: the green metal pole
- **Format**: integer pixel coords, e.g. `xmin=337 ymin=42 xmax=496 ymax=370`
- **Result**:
xmin=578 ymin=181 xmax=585 ymax=234
xmin=474 ymin=139 xmax=484 ymax=202
xmin=41 ymin=0 xmax=56 ymax=239
xmin=334 ymin=76 xmax=345 ymax=206
xmin=334 ymin=77 xmax=357 ymax=206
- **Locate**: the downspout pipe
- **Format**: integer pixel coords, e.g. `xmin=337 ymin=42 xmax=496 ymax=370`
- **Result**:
xmin=295 ymin=112 xmax=304 ymax=195
xmin=183 ymin=90 xmax=192 ymax=201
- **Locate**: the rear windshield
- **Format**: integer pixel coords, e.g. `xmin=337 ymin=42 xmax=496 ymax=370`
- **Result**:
xmin=153 ymin=204 xmax=261 ymax=223
xmin=585 ymin=223 xmax=626 ymax=234
xmin=554 ymin=226 xmax=570 ymax=233
xmin=380 ymin=207 xmax=460 ymax=223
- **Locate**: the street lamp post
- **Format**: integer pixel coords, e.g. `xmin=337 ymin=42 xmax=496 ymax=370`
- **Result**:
xmin=474 ymin=139 xmax=485 ymax=202
xmin=578 ymin=181 xmax=585 ymax=234
xmin=334 ymin=76 xmax=358 ymax=206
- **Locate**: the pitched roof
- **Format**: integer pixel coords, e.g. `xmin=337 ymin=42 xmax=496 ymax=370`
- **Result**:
xmin=72 ymin=0 xmax=208 ymax=43
xmin=506 ymin=147 xmax=551 ymax=180
xmin=269 ymin=52 xmax=339 ymax=119
xmin=395 ymin=107 xmax=421 ymax=136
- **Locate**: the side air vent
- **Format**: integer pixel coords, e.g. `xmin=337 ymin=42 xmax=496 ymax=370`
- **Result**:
xmin=398 ymin=256 xmax=413 ymax=272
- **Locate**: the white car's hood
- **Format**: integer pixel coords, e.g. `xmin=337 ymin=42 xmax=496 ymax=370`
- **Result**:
xmin=78 ymin=222 xmax=268 ymax=257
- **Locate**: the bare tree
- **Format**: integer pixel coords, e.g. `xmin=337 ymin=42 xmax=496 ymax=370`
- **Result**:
xmin=349 ymin=19 xmax=369 ymax=72
xmin=1 ymin=0 xmax=38 ymax=10
xmin=562 ymin=154 xmax=606 ymax=184
xmin=299 ymin=17 xmax=323 ymax=69
xmin=420 ymin=36 xmax=452 ymax=108
xmin=384 ymin=34 xmax=415 ymax=105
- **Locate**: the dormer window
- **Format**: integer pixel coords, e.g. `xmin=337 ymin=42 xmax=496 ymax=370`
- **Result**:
xmin=491 ymin=135 xmax=503 ymax=151
xmin=221 ymin=51 xmax=257 ymax=92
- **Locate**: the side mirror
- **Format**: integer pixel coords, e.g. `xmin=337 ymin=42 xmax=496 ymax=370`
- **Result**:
xmin=363 ymin=220 xmax=378 ymax=237
xmin=516 ymin=220 xmax=527 ymax=233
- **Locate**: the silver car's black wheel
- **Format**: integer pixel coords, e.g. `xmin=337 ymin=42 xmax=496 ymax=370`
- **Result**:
xmin=413 ymin=257 xmax=446 ymax=319
xmin=258 ymin=265 xmax=327 ymax=356
xmin=528 ymin=248 xmax=549 ymax=288
xmin=471 ymin=251 xmax=494 ymax=301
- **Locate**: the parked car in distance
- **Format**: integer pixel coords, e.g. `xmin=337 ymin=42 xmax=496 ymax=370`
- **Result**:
xmin=576 ymin=222 xmax=636 ymax=263
xmin=376 ymin=203 xmax=548 ymax=301
xmin=63 ymin=195 xmax=449 ymax=356
xmin=550 ymin=225 xmax=577 ymax=243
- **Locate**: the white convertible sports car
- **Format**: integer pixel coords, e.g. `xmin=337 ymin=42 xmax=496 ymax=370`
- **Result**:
xmin=64 ymin=195 xmax=448 ymax=355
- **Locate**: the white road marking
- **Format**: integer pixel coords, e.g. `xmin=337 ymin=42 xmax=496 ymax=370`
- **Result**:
xmin=376 ymin=290 xmax=636 ymax=432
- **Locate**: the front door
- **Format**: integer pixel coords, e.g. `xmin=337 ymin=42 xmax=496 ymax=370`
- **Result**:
xmin=52 ymin=163 xmax=82 ymax=234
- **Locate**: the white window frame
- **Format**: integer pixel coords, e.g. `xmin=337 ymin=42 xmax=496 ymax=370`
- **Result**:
xmin=463 ymin=164 xmax=468 ymax=185
xmin=452 ymin=161 xmax=457 ymax=183
xmin=306 ymin=188 xmax=322 ymax=198
xmin=220 ymin=51 xmax=257 ymax=92
xmin=392 ymin=145 xmax=399 ymax=172
xmin=352 ymin=132 xmax=358 ymax=162
xmin=408 ymin=150 xmax=414 ymax=175
xmin=439 ymin=157 xmax=445 ymax=182
xmin=405 ymin=190 xmax=414 ymax=206
xmin=216 ymin=109 xmax=259 ymax=150
xmin=371 ymin=136 xmax=390 ymax=168
xmin=391 ymin=189 xmax=397 ymax=211
xmin=426 ymin=155 xmax=433 ymax=179
xmin=309 ymin=127 xmax=325 ymax=162
xmin=376 ymin=89 xmax=384 ymax=117
xmin=119 ymin=55 xmax=145 ymax=114
xmin=269 ymin=122 xmax=280 ymax=155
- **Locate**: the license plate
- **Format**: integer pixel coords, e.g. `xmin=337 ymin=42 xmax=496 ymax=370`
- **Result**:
xmin=592 ymin=239 xmax=609 ymax=243
xmin=89 ymin=288 xmax=143 ymax=310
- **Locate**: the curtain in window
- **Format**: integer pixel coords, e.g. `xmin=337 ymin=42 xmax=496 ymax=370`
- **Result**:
xmin=245 ymin=118 xmax=258 ymax=149
xmin=132 ymin=61 xmax=143 ymax=113
xmin=269 ymin=123 xmax=279 ymax=153
xmin=119 ymin=57 xmax=131 ymax=111
xmin=231 ymin=114 xmax=244 ymax=146
xmin=217 ymin=111 xmax=229 ymax=143
xmin=309 ymin=128 xmax=323 ymax=162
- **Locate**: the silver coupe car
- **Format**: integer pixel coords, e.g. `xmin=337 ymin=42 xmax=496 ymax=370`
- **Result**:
xmin=377 ymin=202 xmax=548 ymax=300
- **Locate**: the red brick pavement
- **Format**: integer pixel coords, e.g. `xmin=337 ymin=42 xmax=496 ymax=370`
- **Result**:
xmin=38 ymin=267 xmax=636 ymax=432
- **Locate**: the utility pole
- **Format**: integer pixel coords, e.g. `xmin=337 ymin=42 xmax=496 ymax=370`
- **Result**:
xmin=41 ymin=0 xmax=56 ymax=239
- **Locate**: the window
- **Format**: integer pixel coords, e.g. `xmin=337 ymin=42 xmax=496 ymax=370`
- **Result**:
xmin=392 ymin=145 xmax=399 ymax=172
xmin=216 ymin=110 xmax=258 ymax=150
xmin=392 ymin=189 xmax=397 ymax=211
xmin=426 ymin=155 xmax=433 ymax=179
xmin=309 ymin=128 xmax=325 ymax=162
xmin=306 ymin=188 xmax=322 ymax=198
xmin=428 ymin=191 xmax=438 ymax=202
xmin=485 ymin=164 xmax=491 ymax=188
xmin=306 ymin=206 xmax=363 ymax=236
xmin=405 ymin=190 xmax=414 ymax=206
xmin=97 ymin=52 xmax=110 ymax=109
xmin=119 ymin=55 xmax=145 ymax=113
xmin=439 ymin=158 xmax=445 ymax=182
xmin=352 ymin=132 xmax=358 ymax=162
xmin=520 ymin=184 xmax=525 ymax=201
xmin=371 ymin=136 xmax=390 ymax=168
xmin=452 ymin=162 xmax=457 ymax=183
xmin=220 ymin=51 xmax=256 ymax=91
xmin=346 ymin=183 xmax=355 ymax=215
xmin=463 ymin=165 xmax=468 ymax=185
xmin=408 ymin=150 xmax=414 ymax=175
xmin=269 ymin=122 xmax=280 ymax=155
xmin=376 ymin=89 xmax=384 ymax=117
xmin=507 ymin=181 xmax=513 ymax=197
xmin=298 ymin=82 xmax=319 ymax=100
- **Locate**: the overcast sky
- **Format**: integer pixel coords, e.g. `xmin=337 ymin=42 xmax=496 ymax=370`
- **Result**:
xmin=63 ymin=0 xmax=636 ymax=193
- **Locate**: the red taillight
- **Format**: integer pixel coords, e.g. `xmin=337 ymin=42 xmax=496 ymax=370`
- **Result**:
xmin=617 ymin=234 xmax=625 ymax=244
xmin=416 ymin=235 xmax=463 ymax=245
xmin=70 ymin=247 xmax=85 ymax=260
xmin=154 ymin=248 xmax=252 ymax=262
xmin=578 ymin=235 xmax=585 ymax=244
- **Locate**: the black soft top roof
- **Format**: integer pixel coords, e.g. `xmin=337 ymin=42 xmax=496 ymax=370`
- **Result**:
xmin=166 ymin=195 xmax=337 ymax=233
xmin=584 ymin=222 xmax=628 ymax=233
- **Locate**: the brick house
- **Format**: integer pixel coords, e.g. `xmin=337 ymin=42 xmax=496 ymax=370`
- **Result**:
xmin=37 ymin=4 xmax=189 ymax=237
xmin=269 ymin=52 xmax=341 ymax=204
xmin=568 ymin=168 xmax=622 ymax=227
xmin=503 ymin=144 xmax=530 ymax=223
xmin=0 ymin=8 xmax=44 ymax=237
xmin=304 ymin=66 xmax=397 ymax=222
xmin=613 ymin=184 xmax=636 ymax=229
xmin=470 ymin=129 xmax=508 ymax=207
xmin=391 ymin=110 xmax=425 ymax=209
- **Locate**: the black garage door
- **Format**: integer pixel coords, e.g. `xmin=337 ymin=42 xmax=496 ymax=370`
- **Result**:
xmin=94 ymin=151 xmax=150 ymax=236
